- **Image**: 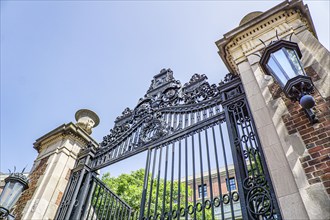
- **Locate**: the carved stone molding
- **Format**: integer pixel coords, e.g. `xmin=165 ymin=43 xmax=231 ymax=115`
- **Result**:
xmin=216 ymin=0 xmax=318 ymax=74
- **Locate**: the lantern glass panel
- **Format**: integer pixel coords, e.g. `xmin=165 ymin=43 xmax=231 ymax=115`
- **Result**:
xmin=286 ymin=48 xmax=304 ymax=76
xmin=266 ymin=47 xmax=305 ymax=88
xmin=267 ymin=55 xmax=288 ymax=87
xmin=0 ymin=181 xmax=25 ymax=211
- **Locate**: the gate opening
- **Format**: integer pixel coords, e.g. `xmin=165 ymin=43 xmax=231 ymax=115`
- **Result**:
xmin=56 ymin=70 xmax=282 ymax=220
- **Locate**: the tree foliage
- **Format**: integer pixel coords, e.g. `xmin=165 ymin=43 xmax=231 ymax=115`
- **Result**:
xmin=101 ymin=169 xmax=213 ymax=219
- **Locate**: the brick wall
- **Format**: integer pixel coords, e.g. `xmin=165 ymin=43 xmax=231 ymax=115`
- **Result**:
xmin=13 ymin=156 xmax=49 ymax=219
xmin=269 ymin=67 xmax=330 ymax=195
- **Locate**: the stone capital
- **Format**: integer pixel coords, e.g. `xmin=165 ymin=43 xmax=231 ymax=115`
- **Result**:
xmin=216 ymin=0 xmax=317 ymax=74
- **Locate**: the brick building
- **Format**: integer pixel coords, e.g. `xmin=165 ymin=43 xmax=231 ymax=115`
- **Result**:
xmin=185 ymin=165 xmax=242 ymax=219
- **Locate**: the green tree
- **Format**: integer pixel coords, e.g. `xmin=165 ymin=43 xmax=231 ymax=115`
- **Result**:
xmin=100 ymin=169 xmax=213 ymax=219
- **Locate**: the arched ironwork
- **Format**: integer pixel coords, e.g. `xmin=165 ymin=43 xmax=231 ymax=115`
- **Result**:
xmin=55 ymin=69 xmax=282 ymax=220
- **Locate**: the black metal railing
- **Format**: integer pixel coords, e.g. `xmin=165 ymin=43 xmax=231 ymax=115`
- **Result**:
xmin=83 ymin=176 xmax=132 ymax=220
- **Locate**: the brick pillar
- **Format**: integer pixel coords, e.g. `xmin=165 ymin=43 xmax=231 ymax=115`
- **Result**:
xmin=216 ymin=0 xmax=329 ymax=219
xmin=13 ymin=110 xmax=99 ymax=220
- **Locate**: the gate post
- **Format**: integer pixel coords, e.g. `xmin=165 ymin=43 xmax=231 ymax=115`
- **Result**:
xmin=12 ymin=109 xmax=99 ymax=220
xmin=220 ymin=75 xmax=282 ymax=219
xmin=216 ymin=1 xmax=329 ymax=219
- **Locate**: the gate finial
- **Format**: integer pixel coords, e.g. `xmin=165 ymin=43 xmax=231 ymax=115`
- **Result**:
xmin=75 ymin=109 xmax=100 ymax=134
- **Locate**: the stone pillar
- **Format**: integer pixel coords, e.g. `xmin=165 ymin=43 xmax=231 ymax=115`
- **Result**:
xmin=216 ymin=0 xmax=329 ymax=219
xmin=13 ymin=109 xmax=100 ymax=220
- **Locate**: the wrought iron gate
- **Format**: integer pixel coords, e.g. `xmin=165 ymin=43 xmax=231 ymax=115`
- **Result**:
xmin=55 ymin=69 xmax=282 ymax=220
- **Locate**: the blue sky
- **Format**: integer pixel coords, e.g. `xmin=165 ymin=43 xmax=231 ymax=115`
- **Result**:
xmin=1 ymin=0 xmax=329 ymax=175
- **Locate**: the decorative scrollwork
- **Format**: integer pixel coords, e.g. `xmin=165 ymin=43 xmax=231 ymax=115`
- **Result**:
xmin=115 ymin=107 xmax=133 ymax=122
xmin=183 ymin=74 xmax=219 ymax=104
xmin=246 ymin=186 xmax=273 ymax=219
xmin=219 ymin=72 xmax=238 ymax=85
xmin=227 ymin=100 xmax=245 ymax=112
xmin=243 ymin=175 xmax=267 ymax=190
xmin=243 ymin=175 xmax=274 ymax=219
xmin=101 ymin=70 xmax=222 ymax=149
xmin=139 ymin=113 xmax=173 ymax=144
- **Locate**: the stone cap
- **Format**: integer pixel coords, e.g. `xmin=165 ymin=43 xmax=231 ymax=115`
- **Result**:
xmin=216 ymin=0 xmax=318 ymax=74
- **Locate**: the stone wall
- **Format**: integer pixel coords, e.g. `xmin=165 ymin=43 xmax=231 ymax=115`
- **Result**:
xmin=267 ymin=64 xmax=330 ymax=196
xmin=281 ymin=76 xmax=330 ymax=194
xmin=13 ymin=157 xmax=49 ymax=219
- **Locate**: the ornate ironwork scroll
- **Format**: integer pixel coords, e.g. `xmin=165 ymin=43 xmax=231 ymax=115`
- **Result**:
xmin=221 ymin=76 xmax=282 ymax=220
xmin=92 ymin=69 xmax=222 ymax=171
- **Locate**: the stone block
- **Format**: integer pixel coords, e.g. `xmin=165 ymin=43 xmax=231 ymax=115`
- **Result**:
xmin=263 ymin=143 xmax=288 ymax=171
xmin=243 ymin=80 xmax=261 ymax=98
xmin=257 ymin=124 xmax=281 ymax=148
xmin=278 ymin=192 xmax=309 ymax=220
xmin=252 ymin=107 xmax=273 ymax=129
xmin=238 ymin=62 xmax=255 ymax=84
xmin=271 ymin=166 xmax=298 ymax=198
xmin=247 ymin=93 xmax=267 ymax=112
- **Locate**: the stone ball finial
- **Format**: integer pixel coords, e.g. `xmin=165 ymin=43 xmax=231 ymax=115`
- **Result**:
xmin=239 ymin=11 xmax=263 ymax=26
xmin=75 ymin=109 xmax=100 ymax=135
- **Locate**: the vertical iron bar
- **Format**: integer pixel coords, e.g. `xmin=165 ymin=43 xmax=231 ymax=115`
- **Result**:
xmin=232 ymin=108 xmax=249 ymax=177
xmin=86 ymin=180 xmax=98 ymax=219
xmin=169 ymin=143 xmax=175 ymax=217
xmin=95 ymin=187 xmax=105 ymax=218
xmin=118 ymin=202 xmax=123 ymax=220
xmin=211 ymin=126 xmax=225 ymax=220
xmin=122 ymin=206 xmax=127 ymax=220
xmin=90 ymin=182 xmax=102 ymax=220
xmin=237 ymin=107 xmax=255 ymax=178
xmin=113 ymin=199 xmax=118 ymax=220
xmin=184 ymin=136 xmax=189 ymax=220
xmin=139 ymin=148 xmax=152 ymax=219
xmin=161 ymin=144 xmax=170 ymax=216
xmin=218 ymin=123 xmax=235 ymax=219
xmin=173 ymin=112 xmax=178 ymax=129
xmin=191 ymin=134 xmax=197 ymax=220
xmin=128 ymin=208 xmax=132 ymax=220
xmin=109 ymin=193 xmax=116 ymax=220
xmin=196 ymin=110 xmax=206 ymax=219
xmin=198 ymin=130 xmax=206 ymax=220
xmin=184 ymin=111 xmax=189 ymax=129
xmin=204 ymin=128 xmax=215 ymax=219
xmin=71 ymin=172 xmax=93 ymax=220
xmin=244 ymin=118 xmax=262 ymax=176
xmin=100 ymin=189 xmax=109 ymax=220
xmin=153 ymin=146 xmax=163 ymax=218
xmin=168 ymin=113 xmax=173 ymax=128
xmin=104 ymin=193 xmax=113 ymax=220
xmin=133 ymin=127 xmax=140 ymax=146
xmin=177 ymin=139 xmax=182 ymax=219
xmin=179 ymin=112 xmax=183 ymax=129
xmin=126 ymin=129 xmax=134 ymax=153
xmin=146 ymin=148 xmax=158 ymax=218
xmin=209 ymin=106 xmax=225 ymax=220
xmin=63 ymin=169 xmax=86 ymax=220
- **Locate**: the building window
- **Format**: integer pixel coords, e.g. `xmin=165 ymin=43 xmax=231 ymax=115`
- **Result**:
xmin=227 ymin=177 xmax=236 ymax=191
xmin=198 ymin=184 xmax=207 ymax=198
